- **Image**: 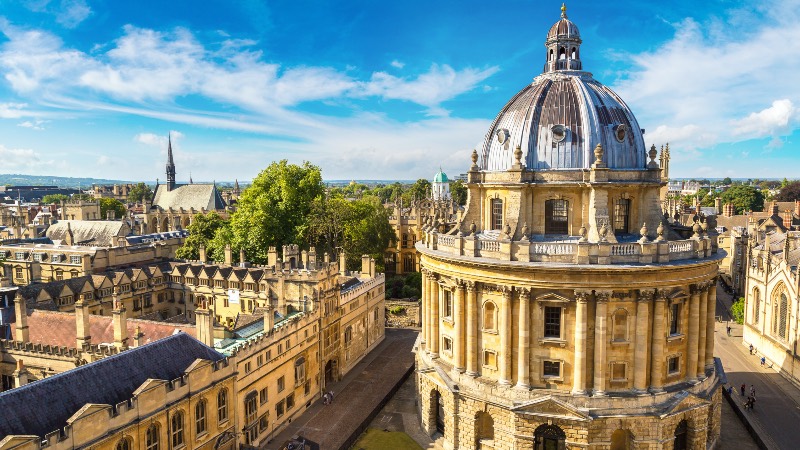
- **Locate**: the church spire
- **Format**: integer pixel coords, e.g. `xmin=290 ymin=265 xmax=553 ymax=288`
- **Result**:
xmin=166 ymin=133 xmax=176 ymax=192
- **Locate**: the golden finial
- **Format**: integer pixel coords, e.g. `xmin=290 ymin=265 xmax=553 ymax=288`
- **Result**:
xmin=561 ymin=3 xmax=567 ymax=18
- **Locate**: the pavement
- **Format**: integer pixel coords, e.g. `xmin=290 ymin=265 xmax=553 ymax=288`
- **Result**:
xmin=365 ymin=373 xmax=437 ymax=449
xmin=265 ymin=328 xmax=418 ymax=450
xmin=714 ymin=281 xmax=800 ymax=450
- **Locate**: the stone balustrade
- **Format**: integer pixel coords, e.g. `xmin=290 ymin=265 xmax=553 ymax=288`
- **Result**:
xmin=423 ymin=230 xmax=715 ymax=265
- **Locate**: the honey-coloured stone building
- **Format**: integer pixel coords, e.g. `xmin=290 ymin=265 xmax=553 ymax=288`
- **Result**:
xmin=415 ymin=6 xmax=723 ymax=450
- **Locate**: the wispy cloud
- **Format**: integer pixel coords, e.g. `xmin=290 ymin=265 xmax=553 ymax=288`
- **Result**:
xmin=0 ymin=144 xmax=56 ymax=170
xmin=56 ymin=0 xmax=92 ymax=29
xmin=390 ymin=60 xmax=405 ymax=69
xmin=17 ymin=118 xmax=48 ymax=130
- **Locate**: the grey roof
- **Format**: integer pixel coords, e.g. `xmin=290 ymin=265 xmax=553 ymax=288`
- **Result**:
xmin=0 ymin=333 xmax=224 ymax=439
xmin=46 ymin=220 xmax=130 ymax=247
xmin=152 ymin=184 xmax=226 ymax=211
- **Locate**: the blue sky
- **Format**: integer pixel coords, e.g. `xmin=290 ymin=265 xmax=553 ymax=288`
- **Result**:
xmin=0 ymin=0 xmax=798 ymax=182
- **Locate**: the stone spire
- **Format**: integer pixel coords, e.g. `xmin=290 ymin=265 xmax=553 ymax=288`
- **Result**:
xmin=166 ymin=133 xmax=176 ymax=192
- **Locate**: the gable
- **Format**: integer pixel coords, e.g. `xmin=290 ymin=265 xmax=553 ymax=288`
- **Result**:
xmin=659 ymin=392 xmax=709 ymax=418
xmin=512 ymin=397 xmax=591 ymax=422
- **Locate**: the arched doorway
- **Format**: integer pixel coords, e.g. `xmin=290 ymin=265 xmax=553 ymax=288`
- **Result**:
xmin=611 ymin=429 xmax=634 ymax=450
xmin=475 ymin=412 xmax=494 ymax=449
xmin=673 ymin=420 xmax=688 ymax=450
xmin=534 ymin=424 xmax=565 ymax=450
xmin=324 ymin=359 xmax=337 ymax=385
xmin=433 ymin=390 xmax=445 ymax=435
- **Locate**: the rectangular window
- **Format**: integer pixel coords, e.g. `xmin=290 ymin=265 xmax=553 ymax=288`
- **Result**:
xmin=543 ymin=306 xmax=561 ymax=338
xmin=442 ymin=336 xmax=453 ymax=354
xmin=612 ymin=363 xmax=626 ymax=381
xmin=614 ymin=198 xmax=630 ymax=234
xmin=483 ymin=350 xmax=497 ymax=368
xmin=266 ymin=350 xmax=272 ymax=360
xmin=14 ymin=252 xmax=25 ymax=260
xmin=276 ymin=400 xmax=285 ymax=418
xmin=33 ymin=253 xmax=43 ymax=262
xmin=668 ymin=356 xmax=680 ymax=374
xmin=669 ymin=303 xmax=680 ymax=335
xmin=257 ymin=355 xmax=263 ymax=367
xmin=543 ymin=360 xmax=561 ymax=378
xmin=259 ymin=415 xmax=268 ymax=433
xmin=277 ymin=376 xmax=285 ymax=393
xmin=304 ymin=381 xmax=311 ymax=396
xmin=244 ymin=362 xmax=251 ymax=374
xmin=545 ymin=199 xmax=569 ymax=234
xmin=286 ymin=393 xmax=295 ymax=410
xmin=259 ymin=387 xmax=268 ymax=405
xmin=443 ymin=290 xmax=453 ymax=318
xmin=491 ymin=199 xmax=503 ymax=230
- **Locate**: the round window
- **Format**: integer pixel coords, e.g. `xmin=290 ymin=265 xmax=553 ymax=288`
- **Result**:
xmin=551 ymin=125 xmax=567 ymax=143
xmin=614 ymin=124 xmax=628 ymax=142
xmin=496 ymin=128 xmax=509 ymax=144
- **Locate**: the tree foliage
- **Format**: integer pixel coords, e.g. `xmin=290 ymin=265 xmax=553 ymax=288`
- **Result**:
xmin=402 ymin=179 xmax=431 ymax=204
xmin=99 ymin=198 xmax=126 ymax=220
xmin=41 ymin=194 xmax=69 ymax=204
xmin=450 ymin=180 xmax=467 ymax=206
xmin=731 ymin=297 xmax=745 ymax=325
xmin=128 ymin=182 xmax=154 ymax=203
xmin=176 ymin=212 xmax=227 ymax=260
xmin=775 ymin=181 xmax=800 ymax=202
xmin=719 ymin=185 xmax=764 ymax=214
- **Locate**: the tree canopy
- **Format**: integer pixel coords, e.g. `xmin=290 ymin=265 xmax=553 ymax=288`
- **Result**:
xmin=450 ymin=180 xmax=467 ymax=206
xmin=719 ymin=185 xmax=764 ymax=214
xmin=99 ymin=198 xmax=126 ymax=220
xmin=41 ymin=194 xmax=69 ymax=204
xmin=775 ymin=181 xmax=800 ymax=202
xmin=128 ymin=182 xmax=153 ymax=203
xmin=176 ymin=212 xmax=227 ymax=260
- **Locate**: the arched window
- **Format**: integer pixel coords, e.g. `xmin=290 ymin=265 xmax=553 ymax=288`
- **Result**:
xmin=779 ymin=292 xmax=789 ymax=340
xmin=558 ymin=47 xmax=566 ymax=60
xmin=195 ymin=399 xmax=207 ymax=435
xmin=171 ymin=411 xmax=184 ymax=448
xmin=534 ymin=424 xmax=566 ymax=450
xmin=614 ymin=199 xmax=631 ymax=235
xmin=244 ymin=391 xmax=258 ymax=443
xmin=753 ymin=288 xmax=761 ymax=324
xmin=491 ymin=199 xmax=503 ymax=230
xmin=475 ymin=412 xmax=494 ymax=443
xmin=549 ymin=49 xmax=553 ymax=61
xmin=217 ymin=389 xmax=228 ymax=422
xmin=295 ymin=356 xmax=307 ymax=384
xmin=611 ymin=429 xmax=634 ymax=450
xmin=116 ymin=437 xmax=132 ymax=450
xmin=571 ymin=47 xmax=577 ymax=59
xmin=145 ymin=424 xmax=159 ymax=450
xmin=613 ymin=309 xmax=628 ymax=341
xmin=483 ymin=302 xmax=496 ymax=331
xmin=545 ymin=199 xmax=569 ymax=235
xmin=673 ymin=420 xmax=688 ymax=450
xmin=344 ymin=326 xmax=353 ymax=345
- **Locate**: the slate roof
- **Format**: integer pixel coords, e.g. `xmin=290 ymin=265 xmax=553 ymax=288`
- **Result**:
xmin=152 ymin=184 xmax=226 ymax=211
xmin=9 ymin=309 xmax=196 ymax=346
xmin=0 ymin=333 xmax=223 ymax=439
xmin=46 ymin=220 xmax=130 ymax=247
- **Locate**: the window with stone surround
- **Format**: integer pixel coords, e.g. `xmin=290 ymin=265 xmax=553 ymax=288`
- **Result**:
xmin=491 ymin=199 xmax=503 ymax=230
xmin=483 ymin=350 xmax=497 ymax=369
xmin=545 ymin=199 xmax=569 ymax=235
xmin=543 ymin=360 xmax=561 ymax=378
xmin=614 ymin=198 xmax=631 ymax=234
xmin=669 ymin=302 xmax=681 ymax=336
xmin=543 ymin=306 xmax=562 ymax=338
xmin=443 ymin=290 xmax=453 ymax=319
xmin=668 ymin=355 xmax=680 ymax=374
xmin=442 ymin=336 xmax=453 ymax=355
xmin=753 ymin=287 xmax=760 ymax=324
xmin=612 ymin=309 xmax=628 ymax=342
xmin=611 ymin=362 xmax=626 ymax=381
xmin=483 ymin=301 xmax=497 ymax=331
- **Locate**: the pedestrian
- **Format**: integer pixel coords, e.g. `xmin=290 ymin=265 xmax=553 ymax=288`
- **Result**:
xmin=727 ymin=325 xmax=731 ymax=336
xmin=323 ymin=392 xmax=330 ymax=405
xmin=329 ymin=390 xmax=335 ymax=402
xmin=727 ymin=386 xmax=733 ymax=396
xmin=741 ymin=384 xmax=746 ymax=396
xmin=761 ymin=356 xmax=766 ymax=367
xmin=750 ymin=385 xmax=756 ymax=398
xmin=749 ymin=343 xmax=754 ymax=355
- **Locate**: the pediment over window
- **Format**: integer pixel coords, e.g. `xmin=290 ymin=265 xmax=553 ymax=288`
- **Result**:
xmin=512 ymin=396 xmax=591 ymax=421
xmin=659 ymin=391 xmax=709 ymax=418
xmin=535 ymin=292 xmax=572 ymax=303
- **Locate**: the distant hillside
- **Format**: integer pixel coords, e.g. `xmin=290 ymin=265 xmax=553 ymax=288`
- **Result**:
xmin=0 ymin=174 xmax=130 ymax=188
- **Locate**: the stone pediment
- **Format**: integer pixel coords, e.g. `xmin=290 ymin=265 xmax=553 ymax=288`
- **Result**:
xmin=660 ymin=391 xmax=709 ymax=418
xmin=67 ymin=403 xmax=111 ymax=424
xmin=535 ymin=292 xmax=572 ymax=303
xmin=512 ymin=396 xmax=591 ymax=422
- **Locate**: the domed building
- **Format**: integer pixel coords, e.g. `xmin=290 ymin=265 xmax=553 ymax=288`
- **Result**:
xmin=433 ymin=169 xmax=452 ymax=202
xmin=415 ymin=5 xmax=723 ymax=450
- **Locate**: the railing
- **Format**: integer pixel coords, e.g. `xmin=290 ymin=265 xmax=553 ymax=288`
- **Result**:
xmin=530 ymin=242 xmax=576 ymax=255
xmin=610 ymin=243 xmax=639 ymax=256
xmin=437 ymin=235 xmax=456 ymax=248
xmin=669 ymin=241 xmax=693 ymax=253
xmin=478 ymin=240 xmax=500 ymax=252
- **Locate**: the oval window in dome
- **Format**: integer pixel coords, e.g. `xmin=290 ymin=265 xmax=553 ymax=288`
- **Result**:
xmin=614 ymin=124 xmax=628 ymax=143
xmin=551 ymin=125 xmax=567 ymax=143
xmin=496 ymin=128 xmax=510 ymax=145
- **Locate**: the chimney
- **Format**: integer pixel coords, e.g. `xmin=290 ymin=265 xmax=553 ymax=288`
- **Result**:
xmin=771 ymin=201 xmax=779 ymax=215
xmin=724 ymin=203 xmax=735 ymax=217
xmin=714 ymin=197 xmax=722 ymax=215
xmin=370 ymin=257 xmax=376 ymax=278
xmin=783 ymin=211 xmax=793 ymax=230
xmin=264 ymin=308 xmax=274 ymax=333
xmin=224 ymin=244 xmax=232 ymax=265
xmin=133 ymin=326 xmax=143 ymax=347
xmin=240 ymin=248 xmax=246 ymax=267
xmin=323 ymin=252 xmax=330 ymax=264
xmin=339 ymin=251 xmax=347 ymax=276
xmin=14 ymin=292 xmax=29 ymax=343
xmin=75 ymin=294 xmax=91 ymax=349
xmin=12 ymin=359 xmax=30 ymax=388
xmin=199 ymin=245 xmax=207 ymax=264
xmin=112 ymin=296 xmax=128 ymax=350
xmin=796 ymin=200 xmax=800 ymax=217
xmin=195 ymin=301 xmax=215 ymax=347
xmin=301 ymin=250 xmax=308 ymax=269
xmin=308 ymin=249 xmax=317 ymax=270
xmin=107 ymin=209 xmax=115 ymax=221
xmin=268 ymin=247 xmax=278 ymax=267
xmin=361 ymin=254 xmax=371 ymax=278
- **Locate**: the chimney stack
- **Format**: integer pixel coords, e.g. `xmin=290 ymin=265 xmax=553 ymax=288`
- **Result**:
xmin=339 ymin=251 xmax=347 ymax=276
xmin=195 ymin=301 xmax=215 ymax=347
xmin=199 ymin=245 xmax=207 ymax=264
xmin=112 ymin=293 xmax=128 ymax=350
xmin=308 ymin=249 xmax=317 ymax=270
xmin=75 ymin=294 xmax=91 ymax=349
xmin=14 ymin=292 xmax=29 ymax=343
xmin=361 ymin=254 xmax=371 ymax=278
xmin=224 ymin=244 xmax=232 ymax=265
xmin=12 ymin=359 xmax=30 ymax=387
xmin=240 ymin=248 xmax=246 ymax=267
xmin=772 ymin=201 xmax=779 ymax=215
xmin=268 ymin=247 xmax=278 ymax=267
xmin=714 ymin=197 xmax=722 ymax=215
xmin=784 ymin=211 xmax=793 ymax=230
xmin=264 ymin=308 xmax=275 ymax=333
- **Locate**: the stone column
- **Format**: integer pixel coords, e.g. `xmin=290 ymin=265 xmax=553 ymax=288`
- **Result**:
xmin=650 ymin=291 xmax=668 ymax=393
xmin=705 ymin=279 xmax=717 ymax=369
xmin=465 ymin=281 xmax=479 ymax=376
xmin=633 ymin=290 xmax=654 ymax=393
xmin=430 ymin=276 xmax=440 ymax=357
xmin=499 ymin=286 xmax=513 ymax=385
xmin=516 ymin=288 xmax=531 ymax=390
xmin=697 ymin=284 xmax=709 ymax=379
xmin=426 ymin=272 xmax=434 ymax=354
xmin=593 ymin=291 xmax=610 ymax=396
xmin=421 ymin=270 xmax=429 ymax=346
xmin=454 ymin=280 xmax=466 ymax=372
xmin=686 ymin=285 xmax=701 ymax=383
xmin=572 ymin=291 xmax=590 ymax=395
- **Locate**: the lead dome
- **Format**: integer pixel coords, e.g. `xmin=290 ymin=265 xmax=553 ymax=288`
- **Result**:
xmin=479 ymin=4 xmax=646 ymax=171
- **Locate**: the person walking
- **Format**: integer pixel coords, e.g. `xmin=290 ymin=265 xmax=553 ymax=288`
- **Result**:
xmin=749 ymin=343 xmax=754 ymax=354
xmin=761 ymin=356 xmax=766 ymax=367
xmin=727 ymin=325 xmax=731 ymax=336
xmin=750 ymin=385 xmax=756 ymax=398
xmin=741 ymin=384 xmax=746 ymax=396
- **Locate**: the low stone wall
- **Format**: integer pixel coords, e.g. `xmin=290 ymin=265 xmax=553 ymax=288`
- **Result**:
xmin=385 ymin=299 xmax=420 ymax=328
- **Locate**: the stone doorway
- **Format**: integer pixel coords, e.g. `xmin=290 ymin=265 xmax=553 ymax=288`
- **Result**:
xmin=434 ymin=391 xmax=445 ymax=434
xmin=324 ymin=359 xmax=337 ymax=385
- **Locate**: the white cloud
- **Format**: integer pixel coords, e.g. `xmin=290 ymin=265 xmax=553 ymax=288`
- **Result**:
xmin=613 ymin=2 xmax=800 ymax=154
xmin=390 ymin=60 xmax=405 ymax=69
xmin=0 ymin=102 xmax=28 ymax=118
xmin=134 ymin=130 xmax=184 ymax=147
xmin=17 ymin=118 xmax=48 ymax=130
xmin=56 ymin=0 xmax=92 ymax=29
xmin=0 ymin=144 xmax=55 ymax=170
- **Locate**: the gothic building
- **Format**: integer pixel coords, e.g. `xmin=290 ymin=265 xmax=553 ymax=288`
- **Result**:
xmin=416 ymin=6 xmax=722 ymax=449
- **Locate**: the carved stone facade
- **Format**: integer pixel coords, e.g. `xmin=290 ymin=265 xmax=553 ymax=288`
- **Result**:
xmin=416 ymin=6 xmax=722 ymax=450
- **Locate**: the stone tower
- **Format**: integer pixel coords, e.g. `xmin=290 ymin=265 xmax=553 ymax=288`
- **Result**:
xmin=166 ymin=133 xmax=176 ymax=192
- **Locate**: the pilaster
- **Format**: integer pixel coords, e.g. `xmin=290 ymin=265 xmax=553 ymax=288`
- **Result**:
xmin=686 ymin=285 xmax=701 ymax=384
xmin=572 ymin=290 xmax=589 ymax=395
xmin=633 ymin=289 xmax=653 ymax=393
xmin=499 ymin=286 xmax=513 ymax=385
xmin=516 ymin=287 xmax=531 ymax=390
xmin=465 ymin=281 xmax=479 ymax=376
xmin=650 ymin=290 xmax=667 ymax=393
xmin=454 ymin=280 xmax=466 ymax=372
xmin=593 ymin=291 xmax=610 ymax=396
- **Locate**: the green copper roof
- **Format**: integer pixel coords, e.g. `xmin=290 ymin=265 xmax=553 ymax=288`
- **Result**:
xmin=434 ymin=170 xmax=448 ymax=183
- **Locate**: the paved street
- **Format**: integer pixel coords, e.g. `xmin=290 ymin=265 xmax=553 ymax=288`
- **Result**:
xmin=715 ymin=282 xmax=800 ymax=450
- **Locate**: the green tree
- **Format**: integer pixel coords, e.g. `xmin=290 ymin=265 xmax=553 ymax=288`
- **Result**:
xmin=722 ymin=177 xmax=732 ymax=185
xmin=73 ymin=193 xmax=93 ymax=201
xmin=730 ymin=297 xmax=745 ymax=325
xmin=41 ymin=194 xmax=69 ymax=204
xmin=774 ymin=181 xmax=800 ymax=201
xmin=99 ymin=198 xmax=127 ymax=220
xmin=719 ymin=185 xmax=765 ymax=214
xmin=450 ymin=180 xmax=467 ymax=206
xmin=176 ymin=212 xmax=228 ymax=260
xmin=403 ymin=178 xmax=431 ymax=204
xmin=128 ymin=182 xmax=153 ymax=203
xmin=210 ymin=160 xmax=325 ymax=264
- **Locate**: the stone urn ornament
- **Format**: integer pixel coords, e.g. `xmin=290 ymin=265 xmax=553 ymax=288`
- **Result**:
xmin=578 ymin=224 xmax=588 ymax=242
xmin=599 ymin=221 xmax=609 ymax=242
